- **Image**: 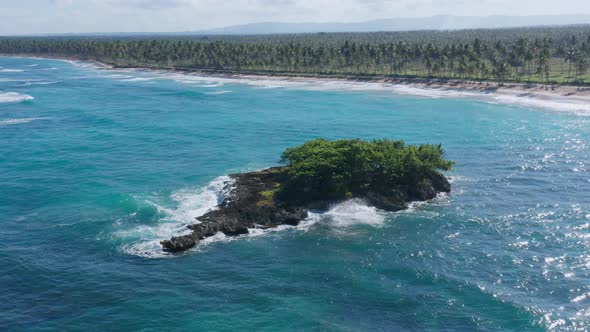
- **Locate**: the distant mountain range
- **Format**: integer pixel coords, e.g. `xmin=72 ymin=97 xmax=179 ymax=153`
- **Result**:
xmin=199 ymin=15 xmax=590 ymax=35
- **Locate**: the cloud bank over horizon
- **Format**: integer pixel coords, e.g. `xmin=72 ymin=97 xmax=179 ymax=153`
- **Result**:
xmin=1 ymin=0 xmax=589 ymax=35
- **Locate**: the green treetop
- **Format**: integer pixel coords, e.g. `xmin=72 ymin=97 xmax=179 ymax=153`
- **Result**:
xmin=279 ymin=138 xmax=454 ymax=201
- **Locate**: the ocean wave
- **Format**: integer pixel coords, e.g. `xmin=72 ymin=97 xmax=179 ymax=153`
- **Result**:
xmin=205 ymin=90 xmax=232 ymax=95
xmin=0 ymin=68 xmax=25 ymax=73
xmin=18 ymin=81 xmax=60 ymax=87
xmin=123 ymin=69 xmax=590 ymax=116
xmin=63 ymin=59 xmax=105 ymax=70
xmin=119 ymin=183 xmax=452 ymax=257
xmin=447 ymin=175 xmax=475 ymax=183
xmin=493 ymin=94 xmax=590 ymax=116
xmin=120 ymin=77 xmax=156 ymax=82
xmin=0 ymin=117 xmax=50 ymax=126
xmin=385 ymin=84 xmax=590 ymax=116
xmin=195 ymin=199 xmax=386 ymax=249
xmin=314 ymin=198 xmax=385 ymax=228
xmin=389 ymin=84 xmax=481 ymax=98
xmin=103 ymin=74 xmax=134 ymax=79
xmin=0 ymin=78 xmax=43 ymax=82
xmin=173 ymin=77 xmax=206 ymax=84
xmin=0 ymin=92 xmax=34 ymax=103
xmin=390 ymin=193 xmax=449 ymax=219
xmin=214 ymin=199 xmax=390 ymax=247
xmin=195 ymin=83 xmax=224 ymax=88
xmin=119 ymin=179 xmax=394 ymax=258
xmin=23 ymin=64 xmax=38 ymax=67
xmin=12 ymin=57 xmax=590 ymax=116
xmin=118 ymin=176 xmax=234 ymax=258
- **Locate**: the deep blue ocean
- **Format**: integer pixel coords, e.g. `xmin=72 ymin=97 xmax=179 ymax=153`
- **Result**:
xmin=1 ymin=57 xmax=590 ymax=331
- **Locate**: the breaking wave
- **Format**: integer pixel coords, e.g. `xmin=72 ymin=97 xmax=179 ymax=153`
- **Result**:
xmin=121 ymin=77 xmax=156 ymax=82
xmin=493 ymin=94 xmax=590 ymax=116
xmin=196 ymin=83 xmax=224 ymax=88
xmin=0 ymin=78 xmax=43 ymax=82
xmin=0 ymin=68 xmax=25 ymax=73
xmin=111 ymin=68 xmax=590 ymax=115
xmin=117 ymin=176 xmax=234 ymax=258
xmin=118 ymin=176 xmax=395 ymax=258
xmin=310 ymin=198 xmax=385 ymax=228
xmin=204 ymin=90 xmax=232 ymax=95
xmin=0 ymin=92 xmax=34 ymax=103
xmin=103 ymin=74 xmax=134 ymax=79
xmin=18 ymin=81 xmax=60 ymax=87
xmin=12 ymin=56 xmax=590 ymax=116
xmin=0 ymin=117 xmax=50 ymax=126
xmin=196 ymin=199 xmax=387 ymax=250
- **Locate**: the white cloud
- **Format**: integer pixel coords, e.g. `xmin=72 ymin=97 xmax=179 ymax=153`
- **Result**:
xmin=52 ymin=0 xmax=73 ymax=6
xmin=108 ymin=0 xmax=193 ymax=9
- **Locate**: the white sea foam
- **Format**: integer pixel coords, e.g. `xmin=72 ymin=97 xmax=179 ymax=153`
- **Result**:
xmin=403 ymin=192 xmax=449 ymax=213
xmin=205 ymin=90 xmax=232 ymax=95
xmin=120 ymin=183 xmax=393 ymax=258
xmin=0 ymin=78 xmax=43 ymax=82
xmin=493 ymin=94 xmax=590 ymax=116
xmin=0 ymin=92 xmax=34 ymax=103
xmin=23 ymin=64 xmax=39 ymax=67
xmin=12 ymin=56 xmax=590 ymax=116
xmin=196 ymin=83 xmax=224 ymax=88
xmin=119 ymin=176 xmax=234 ymax=258
xmin=121 ymin=77 xmax=156 ymax=82
xmin=119 ymin=177 xmax=452 ymax=257
xmin=510 ymin=240 xmax=529 ymax=248
xmin=317 ymin=198 xmax=385 ymax=228
xmin=135 ymin=70 xmax=590 ymax=116
xmin=173 ymin=77 xmax=207 ymax=84
xmin=0 ymin=68 xmax=24 ymax=73
xmin=0 ymin=117 xmax=50 ymax=126
xmin=197 ymin=217 xmax=319 ymax=247
xmin=18 ymin=81 xmax=60 ymax=86
xmin=63 ymin=60 xmax=104 ymax=70
xmin=175 ymin=74 xmax=590 ymax=115
xmin=389 ymin=84 xmax=482 ymax=99
xmin=572 ymin=292 xmax=590 ymax=303
xmin=447 ymin=175 xmax=474 ymax=183
xmin=545 ymin=254 xmax=567 ymax=264
xmin=103 ymin=74 xmax=134 ymax=79
xmin=197 ymin=199 xmax=386 ymax=249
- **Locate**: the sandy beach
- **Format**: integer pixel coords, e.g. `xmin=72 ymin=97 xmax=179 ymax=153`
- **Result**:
xmin=4 ymin=54 xmax=590 ymax=115
xmin=170 ymin=70 xmax=590 ymax=115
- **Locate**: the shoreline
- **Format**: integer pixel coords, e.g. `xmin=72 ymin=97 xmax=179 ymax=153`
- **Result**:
xmin=3 ymin=54 xmax=590 ymax=114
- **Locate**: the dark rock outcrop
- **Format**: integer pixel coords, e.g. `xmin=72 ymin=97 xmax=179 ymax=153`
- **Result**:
xmin=161 ymin=167 xmax=450 ymax=253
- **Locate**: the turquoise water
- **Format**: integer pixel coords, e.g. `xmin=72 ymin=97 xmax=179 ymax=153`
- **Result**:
xmin=1 ymin=57 xmax=590 ymax=331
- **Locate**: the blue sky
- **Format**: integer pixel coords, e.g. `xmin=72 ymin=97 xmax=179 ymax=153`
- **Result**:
xmin=1 ymin=0 xmax=589 ymax=35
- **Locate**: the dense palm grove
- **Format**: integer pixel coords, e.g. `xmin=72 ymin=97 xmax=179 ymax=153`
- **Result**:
xmin=1 ymin=26 xmax=590 ymax=84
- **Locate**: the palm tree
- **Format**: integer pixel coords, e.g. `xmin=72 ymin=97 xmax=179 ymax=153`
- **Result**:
xmin=564 ymin=48 xmax=578 ymax=82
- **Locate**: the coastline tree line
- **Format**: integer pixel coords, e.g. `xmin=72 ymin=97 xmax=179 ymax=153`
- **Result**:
xmin=1 ymin=26 xmax=589 ymax=85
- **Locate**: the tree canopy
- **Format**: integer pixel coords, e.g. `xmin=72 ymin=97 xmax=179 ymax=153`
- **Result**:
xmin=1 ymin=26 xmax=589 ymax=85
xmin=279 ymin=139 xmax=454 ymax=201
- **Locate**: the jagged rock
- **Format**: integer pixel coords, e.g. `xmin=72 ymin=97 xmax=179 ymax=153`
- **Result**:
xmin=161 ymin=167 xmax=451 ymax=253
xmin=362 ymin=191 xmax=407 ymax=211
xmin=161 ymin=235 xmax=196 ymax=253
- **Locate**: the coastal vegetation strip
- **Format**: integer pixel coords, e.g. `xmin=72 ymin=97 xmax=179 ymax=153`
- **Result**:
xmin=161 ymin=139 xmax=453 ymax=252
xmin=1 ymin=26 xmax=590 ymax=85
